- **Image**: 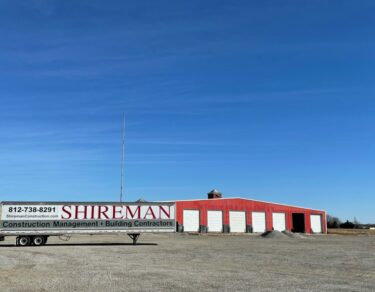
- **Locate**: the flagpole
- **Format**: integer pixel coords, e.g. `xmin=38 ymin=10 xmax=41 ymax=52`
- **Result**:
xmin=120 ymin=113 xmax=125 ymax=203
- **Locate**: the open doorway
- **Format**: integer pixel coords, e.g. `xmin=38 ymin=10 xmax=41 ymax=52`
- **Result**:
xmin=292 ymin=213 xmax=305 ymax=233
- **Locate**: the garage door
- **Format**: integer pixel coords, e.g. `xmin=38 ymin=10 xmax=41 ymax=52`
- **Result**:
xmin=310 ymin=215 xmax=322 ymax=233
xmin=229 ymin=211 xmax=246 ymax=233
xmin=183 ymin=210 xmax=200 ymax=232
xmin=207 ymin=211 xmax=223 ymax=232
xmin=252 ymin=212 xmax=266 ymax=233
xmin=272 ymin=213 xmax=286 ymax=231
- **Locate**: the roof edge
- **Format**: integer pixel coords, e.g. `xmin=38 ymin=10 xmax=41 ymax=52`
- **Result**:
xmin=173 ymin=197 xmax=326 ymax=213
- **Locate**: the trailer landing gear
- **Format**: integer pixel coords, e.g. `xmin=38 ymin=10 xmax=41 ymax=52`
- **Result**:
xmin=128 ymin=233 xmax=140 ymax=245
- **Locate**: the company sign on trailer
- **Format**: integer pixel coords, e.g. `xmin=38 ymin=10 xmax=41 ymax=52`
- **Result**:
xmin=0 ymin=202 xmax=175 ymax=233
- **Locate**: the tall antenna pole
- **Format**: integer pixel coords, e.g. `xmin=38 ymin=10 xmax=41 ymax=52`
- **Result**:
xmin=120 ymin=112 xmax=125 ymax=203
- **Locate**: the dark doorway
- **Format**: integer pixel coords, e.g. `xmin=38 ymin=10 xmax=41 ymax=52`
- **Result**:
xmin=292 ymin=213 xmax=305 ymax=233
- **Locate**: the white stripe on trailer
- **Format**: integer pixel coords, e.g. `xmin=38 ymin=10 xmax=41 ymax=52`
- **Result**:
xmin=272 ymin=212 xmax=286 ymax=231
xmin=183 ymin=210 xmax=200 ymax=232
xmin=310 ymin=214 xmax=322 ymax=233
xmin=252 ymin=212 xmax=266 ymax=233
xmin=229 ymin=211 xmax=246 ymax=233
xmin=207 ymin=211 xmax=223 ymax=232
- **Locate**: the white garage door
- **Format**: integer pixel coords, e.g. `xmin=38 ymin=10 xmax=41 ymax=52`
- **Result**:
xmin=229 ymin=211 xmax=246 ymax=233
xmin=183 ymin=210 xmax=199 ymax=232
xmin=272 ymin=213 xmax=286 ymax=231
xmin=207 ymin=211 xmax=223 ymax=232
xmin=252 ymin=212 xmax=266 ymax=233
xmin=310 ymin=215 xmax=322 ymax=233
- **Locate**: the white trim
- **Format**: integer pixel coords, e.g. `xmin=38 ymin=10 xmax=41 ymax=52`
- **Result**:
xmin=173 ymin=197 xmax=326 ymax=213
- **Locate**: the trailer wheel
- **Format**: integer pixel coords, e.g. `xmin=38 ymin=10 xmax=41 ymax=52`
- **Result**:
xmin=32 ymin=236 xmax=45 ymax=246
xmin=17 ymin=236 xmax=31 ymax=247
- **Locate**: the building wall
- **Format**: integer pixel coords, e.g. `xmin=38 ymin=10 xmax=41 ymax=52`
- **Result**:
xmin=175 ymin=198 xmax=326 ymax=234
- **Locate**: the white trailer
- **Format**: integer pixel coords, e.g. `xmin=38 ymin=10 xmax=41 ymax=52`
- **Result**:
xmin=0 ymin=201 xmax=175 ymax=246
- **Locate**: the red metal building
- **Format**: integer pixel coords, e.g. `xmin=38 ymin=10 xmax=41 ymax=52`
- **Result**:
xmin=175 ymin=193 xmax=326 ymax=234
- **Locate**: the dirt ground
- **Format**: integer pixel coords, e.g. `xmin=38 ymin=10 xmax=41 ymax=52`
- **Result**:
xmin=0 ymin=233 xmax=374 ymax=291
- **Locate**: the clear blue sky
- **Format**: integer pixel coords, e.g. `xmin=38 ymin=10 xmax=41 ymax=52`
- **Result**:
xmin=0 ymin=1 xmax=374 ymax=222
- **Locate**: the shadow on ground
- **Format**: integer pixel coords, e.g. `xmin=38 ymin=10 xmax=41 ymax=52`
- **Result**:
xmin=0 ymin=242 xmax=158 ymax=247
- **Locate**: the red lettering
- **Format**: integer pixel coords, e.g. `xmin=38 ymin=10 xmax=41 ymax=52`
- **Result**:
xmin=143 ymin=206 xmax=156 ymax=219
xmin=98 ymin=206 xmax=109 ymax=219
xmin=112 ymin=205 xmax=123 ymax=219
xmin=125 ymin=206 xmax=141 ymax=219
xmin=61 ymin=205 xmax=72 ymax=219
xmin=74 ymin=205 xmax=88 ymax=219
xmin=90 ymin=205 xmax=95 ymax=219
xmin=159 ymin=206 xmax=171 ymax=219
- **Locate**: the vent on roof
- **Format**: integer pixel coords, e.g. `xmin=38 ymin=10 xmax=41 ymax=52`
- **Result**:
xmin=135 ymin=198 xmax=147 ymax=203
xmin=207 ymin=189 xmax=222 ymax=199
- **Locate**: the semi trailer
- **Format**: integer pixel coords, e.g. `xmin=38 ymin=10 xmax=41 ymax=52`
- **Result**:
xmin=0 ymin=201 xmax=175 ymax=246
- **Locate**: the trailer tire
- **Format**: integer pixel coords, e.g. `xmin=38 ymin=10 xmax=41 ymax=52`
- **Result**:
xmin=32 ymin=236 xmax=45 ymax=246
xmin=18 ymin=236 xmax=31 ymax=247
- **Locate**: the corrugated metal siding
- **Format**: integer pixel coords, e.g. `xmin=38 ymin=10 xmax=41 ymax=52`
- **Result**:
xmin=176 ymin=198 xmax=326 ymax=234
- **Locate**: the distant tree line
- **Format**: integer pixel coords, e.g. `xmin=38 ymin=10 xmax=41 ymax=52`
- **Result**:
xmin=326 ymin=215 xmax=362 ymax=229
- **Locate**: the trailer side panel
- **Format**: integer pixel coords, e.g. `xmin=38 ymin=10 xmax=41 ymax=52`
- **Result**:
xmin=0 ymin=201 xmax=175 ymax=236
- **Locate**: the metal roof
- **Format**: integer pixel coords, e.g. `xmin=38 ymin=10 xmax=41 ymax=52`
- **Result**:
xmin=173 ymin=197 xmax=326 ymax=213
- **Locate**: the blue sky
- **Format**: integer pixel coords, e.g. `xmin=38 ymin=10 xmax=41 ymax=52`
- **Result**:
xmin=0 ymin=1 xmax=374 ymax=222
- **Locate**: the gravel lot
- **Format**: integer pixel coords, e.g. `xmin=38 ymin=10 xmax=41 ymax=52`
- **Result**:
xmin=0 ymin=233 xmax=374 ymax=291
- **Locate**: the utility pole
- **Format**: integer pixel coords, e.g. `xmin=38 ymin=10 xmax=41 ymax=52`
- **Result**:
xmin=120 ymin=112 xmax=125 ymax=203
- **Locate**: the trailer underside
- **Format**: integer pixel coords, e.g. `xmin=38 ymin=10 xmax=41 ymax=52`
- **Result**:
xmin=0 ymin=233 xmax=142 ymax=246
